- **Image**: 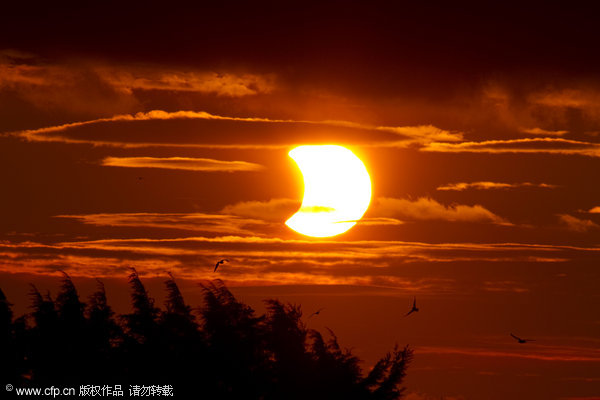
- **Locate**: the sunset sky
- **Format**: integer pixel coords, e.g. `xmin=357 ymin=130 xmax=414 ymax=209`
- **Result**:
xmin=1 ymin=3 xmax=599 ymax=399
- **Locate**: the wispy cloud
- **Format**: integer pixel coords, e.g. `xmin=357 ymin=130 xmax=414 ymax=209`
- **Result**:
xmin=221 ymin=198 xmax=300 ymax=222
xmin=373 ymin=197 xmax=509 ymax=225
xmin=437 ymin=181 xmax=557 ymax=191
xmin=560 ymin=377 xmax=600 ymax=382
xmin=2 ymin=228 xmax=589 ymax=285
xmin=96 ymin=66 xmax=276 ymax=97
xmin=416 ymin=345 xmax=600 ymax=362
xmin=376 ymin=125 xmax=463 ymax=143
xmin=56 ymin=210 xmax=401 ymax=236
xmin=530 ymin=88 xmax=600 ymax=110
xmin=559 ymin=397 xmax=600 ymax=400
xmin=0 ymin=60 xmax=139 ymax=116
xmin=480 ymin=82 xmax=600 ymax=136
xmin=5 ymin=109 xmax=461 ymax=149
xmin=101 ymin=156 xmax=264 ymax=172
xmin=520 ymin=127 xmax=568 ymax=136
xmin=422 ymin=138 xmax=600 ymax=157
xmin=483 ymin=280 xmax=529 ymax=293
xmin=55 ymin=212 xmax=270 ymax=236
xmin=558 ymin=214 xmax=600 ymax=232
xmin=0 ymin=249 xmax=454 ymax=290
xmin=11 ymin=109 xmax=281 ymax=138
xmin=0 ymin=237 xmax=464 ymax=289
xmin=0 ymin=49 xmax=35 ymax=61
xmin=404 ymin=393 xmax=466 ymax=400
xmin=0 ymin=58 xmax=276 ymax=99
xmin=6 ymin=110 xmax=291 ymax=149
xmin=355 ymin=217 xmax=405 ymax=226
xmin=528 ymin=87 xmax=600 ymax=127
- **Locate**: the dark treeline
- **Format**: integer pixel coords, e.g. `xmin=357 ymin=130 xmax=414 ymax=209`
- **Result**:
xmin=0 ymin=269 xmax=412 ymax=399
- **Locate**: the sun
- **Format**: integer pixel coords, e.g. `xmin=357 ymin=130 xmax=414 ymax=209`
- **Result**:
xmin=285 ymin=145 xmax=372 ymax=237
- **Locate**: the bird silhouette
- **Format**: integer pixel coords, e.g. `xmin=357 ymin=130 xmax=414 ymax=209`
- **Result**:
xmin=404 ymin=296 xmax=419 ymax=317
xmin=510 ymin=333 xmax=534 ymax=343
xmin=214 ymin=259 xmax=229 ymax=272
xmin=308 ymin=308 xmax=325 ymax=318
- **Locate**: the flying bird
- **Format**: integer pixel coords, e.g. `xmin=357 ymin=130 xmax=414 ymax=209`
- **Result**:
xmin=404 ymin=296 xmax=419 ymax=317
xmin=510 ymin=333 xmax=535 ymax=343
xmin=308 ymin=308 xmax=325 ymax=318
xmin=214 ymin=259 xmax=229 ymax=272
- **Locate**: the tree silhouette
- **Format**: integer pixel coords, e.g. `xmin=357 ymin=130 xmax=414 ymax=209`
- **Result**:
xmin=26 ymin=285 xmax=60 ymax=384
xmin=121 ymin=268 xmax=160 ymax=342
xmin=363 ymin=345 xmax=413 ymax=400
xmin=55 ymin=271 xmax=85 ymax=329
xmin=309 ymin=328 xmax=366 ymax=399
xmin=29 ymin=285 xmax=57 ymax=334
xmin=0 ymin=289 xmax=13 ymax=341
xmin=86 ymin=279 xmax=122 ymax=381
xmin=156 ymin=273 xmax=205 ymax=391
xmin=0 ymin=288 xmax=17 ymax=384
xmin=200 ymin=280 xmax=270 ymax=399
xmin=55 ymin=271 xmax=89 ymax=383
xmin=119 ymin=268 xmax=162 ymax=382
xmin=1 ymin=272 xmax=412 ymax=399
xmin=87 ymin=279 xmax=121 ymax=348
xmin=264 ymin=299 xmax=312 ymax=398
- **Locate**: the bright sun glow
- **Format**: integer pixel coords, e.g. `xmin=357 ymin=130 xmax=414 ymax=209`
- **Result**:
xmin=285 ymin=145 xmax=372 ymax=237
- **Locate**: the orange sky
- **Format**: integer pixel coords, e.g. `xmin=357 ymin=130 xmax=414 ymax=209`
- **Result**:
xmin=1 ymin=3 xmax=599 ymax=399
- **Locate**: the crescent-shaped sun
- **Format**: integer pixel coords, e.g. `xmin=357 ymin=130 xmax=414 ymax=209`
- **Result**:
xmin=285 ymin=145 xmax=372 ymax=238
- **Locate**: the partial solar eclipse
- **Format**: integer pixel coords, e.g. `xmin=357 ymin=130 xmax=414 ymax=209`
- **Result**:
xmin=285 ymin=145 xmax=372 ymax=237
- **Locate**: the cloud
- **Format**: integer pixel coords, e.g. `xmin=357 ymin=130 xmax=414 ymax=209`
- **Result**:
xmin=0 ymin=56 xmax=279 ymax=122
xmin=55 ymin=212 xmax=270 ymax=236
xmin=0 ymin=58 xmax=275 ymax=99
xmin=0 ymin=55 xmax=465 ymax=148
xmin=422 ymin=138 xmax=600 ymax=157
xmin=528 ymin=87 xmax=600 ymax=125
xmin=0 ymin=63 xmax=50 ymax=87
xmin=0 ymin=237 xmax=463 ymax=289
xmin=6 ymin=109 xmax=293 ymax=149
xmin=404 ymin=393 xmax=465 ymax=400
xmin=373 ymin=197 xmax=509 ymax=225
xmin=0 ymin=61 xmax=140 ymax=116
xmin=530 ymin=88 xmax=600 ymax=110
xmin=588 ymin=207 xmax=600 ymax=214
xmin=221 ymin=198 xmax=300 ymax=222
xmin=377 ymin=124 xmax=463 ymax=143
xmin=520 ymin=127 xmax=568 ymax=136
xmin=0 ymin=248 xmax=454 ymax=290
xmin=14 ymin=109 xmax=282 ymax=137
xmin=560 ymin=377 xmax=600 ymax=382
xmin=56 ymin=211 xmax=402 ymax=237
xmin=1 ymin=232 xmax=590 ymax=284
xmin=95 ymin=66 xmax=276 ymax=96
xmin=558 ymin=214 xmax=600 ymax=232
xmin=416 ymin=345 xmax=600 ymax=362
xmin=0 ymin=49 xmax=35 ymax=62
xmin=483 ymin=280 xmax=529 ymax=293
xmin=101 ymin=156 xmax=264 ymax=172
xmin=356 ymin=217 xmax=405 ymax=226
xmin=559 ymin=397 xmax=600 ymax=400
xmin=477 ymin=82 xmax=600 ymax=135
xmin=436 ymin=181 xmax=558 ymax=191
xmin=5 ymin=109 xmax=461 ymax=150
